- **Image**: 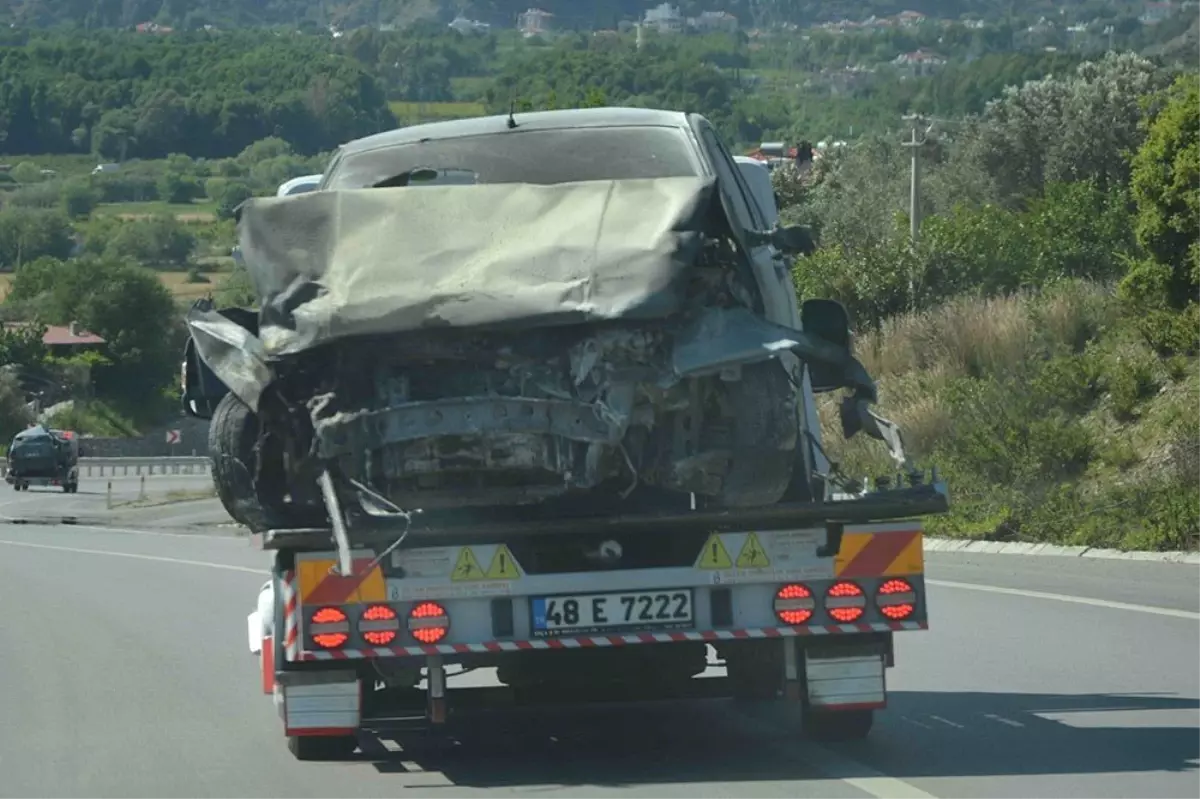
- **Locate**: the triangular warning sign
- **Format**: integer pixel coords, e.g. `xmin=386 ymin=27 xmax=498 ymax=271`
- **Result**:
xmin=485 ymin=544 xmax=521 ymax=580
xmin=451 ymin=548 xmax=486 ymax=581
xmin=697 ymin=533 xmax=733 ymax=569
xmin=736 ymin=532 xmax=770 ymax=569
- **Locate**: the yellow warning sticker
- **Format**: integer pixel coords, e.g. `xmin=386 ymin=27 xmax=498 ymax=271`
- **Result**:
xmin=451 ymin=548 xmax=486 ymax=581
xmin=697 ymin=532 xmax=733 ymax=569
xmin=485 ymin=544 xmax=521 ymax=580
xmin=736 ymin=532 xmax=770 ymax=569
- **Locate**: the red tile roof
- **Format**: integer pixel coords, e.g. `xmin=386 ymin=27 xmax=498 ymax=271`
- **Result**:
xmin=4 ymin=322 xmax=106 ymax=346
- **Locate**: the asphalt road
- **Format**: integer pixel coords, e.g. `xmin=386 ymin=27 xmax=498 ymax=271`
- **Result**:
xmin=0 ymin=490 xmax=1196 ymax=798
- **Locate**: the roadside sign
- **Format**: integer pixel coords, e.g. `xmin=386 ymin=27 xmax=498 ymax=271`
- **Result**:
xmin=165 ymin=429 xmax=181 ymax=445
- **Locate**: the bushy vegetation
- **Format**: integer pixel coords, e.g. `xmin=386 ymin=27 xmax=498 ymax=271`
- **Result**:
xmin=782 ymin=59 xmax=1198 ymax=551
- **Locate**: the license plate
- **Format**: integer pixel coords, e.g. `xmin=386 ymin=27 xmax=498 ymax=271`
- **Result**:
xmin=530 ymin=589 xmax=694 ymax=637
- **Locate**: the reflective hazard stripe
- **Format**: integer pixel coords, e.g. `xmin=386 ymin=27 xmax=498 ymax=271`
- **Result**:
xmin=281 ymin=570 xmax=299 ymax=661
xmin=835 ymin=529 xmax=923 ymax=578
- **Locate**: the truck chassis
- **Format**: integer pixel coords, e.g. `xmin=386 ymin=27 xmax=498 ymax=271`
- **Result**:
xmin=248 ymin=489 xmax=944 ymax=761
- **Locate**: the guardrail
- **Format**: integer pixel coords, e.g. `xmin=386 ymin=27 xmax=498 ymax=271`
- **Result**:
xmin=1 ymin=456 xmax=212 ymax=479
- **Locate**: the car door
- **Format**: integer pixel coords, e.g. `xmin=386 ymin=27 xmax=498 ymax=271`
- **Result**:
xmin=692 ymin=118 xmax=801 ymax=331
xmin=692 ymin=120 xmax=829 ymax=482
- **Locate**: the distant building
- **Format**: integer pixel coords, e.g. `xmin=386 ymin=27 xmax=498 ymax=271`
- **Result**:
xmin=518 ymin=8 xmax=555 ymax=37
xmin=3 ymin=322 xmax=106 ymax=355
xmin=893 ymin=49 xmax=946 ymax=76
xmin=692 ymin=10 xmax=738 ymax=33
xmin=896 ymin=10 xmax=926 ymax=26
xmin=645 ymin=3 xmax=684 ymax=34
xmin=449 ymin=15 xmax=490 ymax=35
xmin=134 ymin=21 xmax=173 ymax=34
xmin=1140 ymin=1 xmax=1176 ymax=24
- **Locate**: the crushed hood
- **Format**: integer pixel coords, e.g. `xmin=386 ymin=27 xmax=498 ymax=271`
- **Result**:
xmin=231 ymin=176 xmax=720 ymax=358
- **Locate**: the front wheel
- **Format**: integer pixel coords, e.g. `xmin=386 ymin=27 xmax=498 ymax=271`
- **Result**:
xmin=209 ymin=392 xmax=319 ymax=531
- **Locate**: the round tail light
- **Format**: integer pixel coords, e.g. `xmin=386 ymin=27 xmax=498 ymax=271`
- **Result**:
xmin=825 ymin=581 xmax=866 ymax=623
xmin=876 ymin=578 xmax=916 ymax=620
xmin=360 ymin=604 xmax=400 ymax=645
xmin=408 ymin=601 xmax=450 ymax=644
xmin=774 ymin=583 xmax=815 ymax=625
xmin=309 ymin=606 xmax=349 ymax=649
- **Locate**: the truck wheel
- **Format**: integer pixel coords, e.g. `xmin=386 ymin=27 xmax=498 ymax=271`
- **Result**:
xmin=209 ymin=392 xmax=312 ymax=532
xmin=718 ymin=361 xmax=797 ymax=508
xmin=287 ymin=733 xmax=358 ymax=761
xmin=802 ymin=708 xmax=874 ymax=742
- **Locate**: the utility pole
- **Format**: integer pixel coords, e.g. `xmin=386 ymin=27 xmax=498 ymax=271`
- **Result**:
xmin=901 ymin=112 xmax=933 ymax=310
xmin=900 ymin=113 xmax=931 ymax=248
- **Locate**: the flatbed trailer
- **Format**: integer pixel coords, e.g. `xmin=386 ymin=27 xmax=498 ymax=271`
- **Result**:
xmin=247 ymin=483 xmax=946 ymax=760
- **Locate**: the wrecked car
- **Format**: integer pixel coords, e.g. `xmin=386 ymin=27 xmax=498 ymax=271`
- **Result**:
xmin=182 ymin=107 xmax=915 ymax=534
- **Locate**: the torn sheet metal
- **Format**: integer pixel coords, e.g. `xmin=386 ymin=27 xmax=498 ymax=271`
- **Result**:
xmin=671 ymin=307 xmax=877 ymax=400
xmin=235 ymin=176 xmax=718 ymax=357
xmin=186 ymin=307 xmax=274 ymax=413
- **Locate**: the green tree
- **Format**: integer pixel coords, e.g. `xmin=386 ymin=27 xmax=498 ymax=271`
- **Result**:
xmin=0 ymin=209 xmax=75 ymax=269
xmin=215 ymin=181 xmax=253 ymax=221
xmin=103 ymin=215 xmax=195 ymax=267
xmin=1122 ymin=73 xmax=1200 ymax=310
xmin=11 ymin=162 xmax=42 ymax=184
xmin=5 ymin=255 xmax=181 ymax=406
xmin=60 ymin=179 xmax=99 ymax=220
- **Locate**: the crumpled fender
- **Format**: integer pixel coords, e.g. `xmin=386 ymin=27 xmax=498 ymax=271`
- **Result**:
xmin=670 ymin=307 xmax=877 ymax=401
xmin=185 ymin=306 xmax=274 ymax=413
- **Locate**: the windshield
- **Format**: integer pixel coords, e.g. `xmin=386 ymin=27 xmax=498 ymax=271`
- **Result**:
xmin=323 ymin=125 xmax=702 ymax=190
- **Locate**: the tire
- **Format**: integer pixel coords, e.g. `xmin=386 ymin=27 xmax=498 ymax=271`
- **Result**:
xmin=717 ymin=361 xmax=798 ymax=507
xmin=802 ymin=708 xmax=874 ymax=742
xmin=209 ymin=392 xmax=311 ymax=532
xmin=287 ymin=733 xmax=358 ymax=761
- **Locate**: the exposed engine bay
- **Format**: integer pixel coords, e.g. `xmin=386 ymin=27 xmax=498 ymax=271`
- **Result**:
xmin=189 ymin=176 xmax=894 ymax=533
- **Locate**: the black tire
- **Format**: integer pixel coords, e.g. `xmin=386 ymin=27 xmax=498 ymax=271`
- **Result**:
xmin=802 ymin=708 xmax=874 ymax=742
xmin=717 ymin=361 xmax=798 ymax=507
xmin=286 ymin=733 xmax=358 ymax=761
xmin=209 ymin=392 xmax=310 ymax=532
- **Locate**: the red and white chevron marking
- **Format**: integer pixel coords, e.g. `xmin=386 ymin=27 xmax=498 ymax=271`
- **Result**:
xmin=298 ymin=620 xmax=927 ymax=661
xmin=281 ymin=570 xmax=299 ymax=661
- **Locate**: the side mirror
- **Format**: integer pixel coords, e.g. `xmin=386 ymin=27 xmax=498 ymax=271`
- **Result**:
xmin=770 ymin=224 xmax=815 ymax=255
xmin=801 ymin=298 xmax=853 ymax=393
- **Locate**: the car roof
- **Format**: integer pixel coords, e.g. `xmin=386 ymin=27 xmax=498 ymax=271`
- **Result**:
xmin=340 ymin=107 xmax=694 ymax=156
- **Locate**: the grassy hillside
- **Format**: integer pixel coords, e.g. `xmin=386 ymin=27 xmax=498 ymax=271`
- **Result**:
xmin=820 ymin=281 xmax=1198 ymax=552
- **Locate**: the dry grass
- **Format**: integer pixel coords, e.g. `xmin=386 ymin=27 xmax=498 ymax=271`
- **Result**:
xmin=826 ymin=281 xmax=1121 ymax=470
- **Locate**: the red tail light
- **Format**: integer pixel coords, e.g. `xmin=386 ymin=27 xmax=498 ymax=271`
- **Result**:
xmin=309 ymin=606 xmax=349 ymax=649
xmin=825 ymin=581 xmax=866 ymax=623
xmin=876 ymin=578 xmax=916 ymax=620
xmin=773 ymin=583 xmax=815 ymax=625
xmin=360 ymin=604 xmax=400 ymax=645
xmin=408 ymin=601 xmax=450 ymax=644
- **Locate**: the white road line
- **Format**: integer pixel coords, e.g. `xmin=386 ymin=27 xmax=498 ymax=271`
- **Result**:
xmin=928 ymin=715 xmax=964 ymax=729
xmin=797 ymin=744 xmax=938 ymax=799
xmin=928 ymin=578 xmax=1200 ymax=620
xmin=0 ymin=538 xmax=261 ymax=574
xmin=983 ymin=713 xmax=1024 ymax=728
